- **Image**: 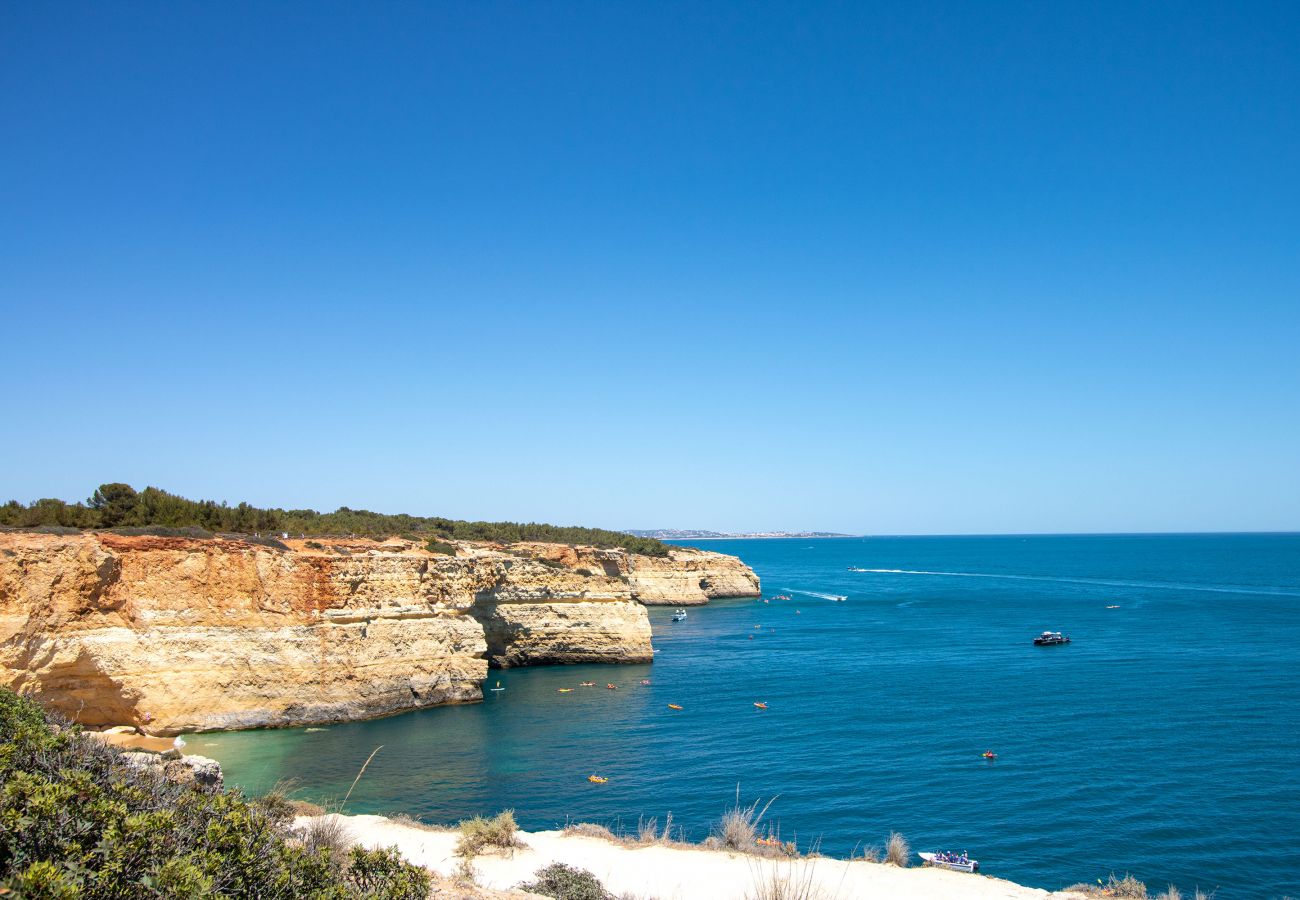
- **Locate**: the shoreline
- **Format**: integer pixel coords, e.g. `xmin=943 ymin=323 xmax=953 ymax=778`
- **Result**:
xmin=307 ymin=812 xmax=1090 ymax=900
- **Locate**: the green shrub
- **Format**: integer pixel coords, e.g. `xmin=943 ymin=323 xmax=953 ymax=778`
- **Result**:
xmin=519 ymin=862 xmax=614 ymax=900
xmin=425 ymin=539 xmax=456 ymax=556
xmin=455 ymin=810 xmax=521 ymax=857
xmin=0 ymin=484 xmax=674 ymax=555
xmin=0 ymin=689 xmax=429 ymax=899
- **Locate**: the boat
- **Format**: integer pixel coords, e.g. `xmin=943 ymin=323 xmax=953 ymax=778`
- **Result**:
xmin=639 ymin=679 xmax=651 ymax=685
xmin=754 ymin=702 xmax=768 ymax=710
xmin=1106 ymin=605 xmax=1121 ymax=609
xmin=1033 ymin=631 xmax=1071 ymax=646
xmin=588 ymin=775 xmax=608 ymax=784
xmin=557 ymin=688 xmax=573 ymax=693
xmin=667 ymin=704 xmax=683 ymax=710
xmin=606 ymin=683 xmax=618 ymax=690
xmin=982 ymin=750 xmax=997 ymax=759
xmin=831 ymin=595 xmax=847 ymax=602
xmin=489 ymin=681 xmax=505 ymax=692
xmin=671 ymin=609 xmax=688 ymax=622
xmin=579 ymin=681 xmax=596 ymax=687
xmin=919 ymin=851 xmax=978 ymax=873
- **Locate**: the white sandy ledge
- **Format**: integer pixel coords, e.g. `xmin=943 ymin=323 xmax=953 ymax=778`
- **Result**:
xmin=302 ymin=814 xmax=1088 ymax=900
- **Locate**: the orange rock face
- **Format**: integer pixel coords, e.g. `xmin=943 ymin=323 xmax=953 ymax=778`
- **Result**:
xmin=0 ymin=532 xmax=758 ymax=733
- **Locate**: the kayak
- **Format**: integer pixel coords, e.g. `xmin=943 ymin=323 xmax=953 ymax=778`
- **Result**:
xmin=557 ymin=688 xmax=573 ymax=693
xmin=588 ymin=775 xmax=608 ymax=784
xmin=754 ymin=702 xmax=768 ymax=709
xmin=982 ymin=751 xmax=997 ymax=759
xmin=606 ymin=684 xmax=618 ymax=690
xmin=579 ymin=681 xmax=595 ymax=687
xmin=667 ymin=704 xmax=683 ymax=710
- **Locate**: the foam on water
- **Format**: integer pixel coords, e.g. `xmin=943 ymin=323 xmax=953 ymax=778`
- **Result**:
xmin=849 ymin=567 xmax=1300 ymax=597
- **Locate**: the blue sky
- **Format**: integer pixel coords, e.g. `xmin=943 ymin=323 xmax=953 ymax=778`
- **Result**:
xmin=2 ymin=2 xmax=1297 ymax=534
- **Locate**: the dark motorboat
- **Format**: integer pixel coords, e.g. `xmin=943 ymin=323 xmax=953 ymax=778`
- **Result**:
xmin=1033 ymin=630 xmax=1071 ymax=646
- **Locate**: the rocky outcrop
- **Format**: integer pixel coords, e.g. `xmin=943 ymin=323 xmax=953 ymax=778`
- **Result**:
xmin=0 ymin=532 xmax=758 ymax=733
xmin=508 ymin=542 xmax=761 ymax=606
xmin=626 ymin=548 xmax=762 ymax=605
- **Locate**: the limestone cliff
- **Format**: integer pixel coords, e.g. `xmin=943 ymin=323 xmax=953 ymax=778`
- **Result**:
xmin=0 ymin=532 xmax=759 ymax=734
xmin=508 ymin=542 xmax=761 ymax=606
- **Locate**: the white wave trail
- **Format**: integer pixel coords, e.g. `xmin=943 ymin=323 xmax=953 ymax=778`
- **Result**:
xmin=784 ymin=588 xmax=849 ymax=601
xmin=847 ymin=569 xmax=1300 ymax=597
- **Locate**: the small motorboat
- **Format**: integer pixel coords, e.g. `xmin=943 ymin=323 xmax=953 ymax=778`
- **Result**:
xmin=489 ymin=681 xmax=505 ymax=692
xmin=671 ymin=609 xmax=688 ymax=622
xmin=982 ymin=750 xmax=997 ymax=759
xmin=667 ymin=704 xmax=683 ymax=710
xmin=831 ymin=595 xmax=847 ymax=602
xmin=1033 ymin=631 xmax=1071 ymax=646
xmin=1106 ymin=605 xmax=1121 ymax=609
xmin=557 ymin=688 xmax=573 ymax=693
xmin=605 ymin=683 xmax=618 ymax=690
xmin=579 ymin=681 xmax=596 ymax=687
xmin=919 ymin=851 xmax=979 ymax=873
xmin=754 ymin=702 xmax=768 ymax=710
xmin=588 ymin=775 xmax=608 ymax=784
xmin=639 ymin=679 xmax=651 ymax=685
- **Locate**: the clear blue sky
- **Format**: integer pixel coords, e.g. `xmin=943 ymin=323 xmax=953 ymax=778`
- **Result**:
xmin=2 ymin=2 xmax=1297 ymax=534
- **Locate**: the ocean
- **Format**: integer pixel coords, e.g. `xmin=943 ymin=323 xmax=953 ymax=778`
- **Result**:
xmin=194 ymin=534 xmax=1300 ymax=898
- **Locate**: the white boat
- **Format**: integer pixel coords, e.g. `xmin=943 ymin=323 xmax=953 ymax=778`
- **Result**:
xmin=671 ymin=610 xmax=688 ymax=622
xmin=919 ymin=851 xmax=978 ymax=873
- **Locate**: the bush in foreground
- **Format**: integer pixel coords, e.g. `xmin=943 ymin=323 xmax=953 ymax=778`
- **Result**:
xmin=455 ymin=809 xmax=522 ymax=857
xmin=0 ymin=689 xmax=429 ymax=899
xmin=884 ymin=830 xmax=910 ymax=867
xmin=519 ymin=862 xmax=614 ymax=900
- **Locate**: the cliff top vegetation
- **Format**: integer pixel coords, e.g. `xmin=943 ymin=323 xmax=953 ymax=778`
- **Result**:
xmin=0 ymin=483 xmax=672 ymax=556
xmin=0 ymin=688 xmax=430 ymax=898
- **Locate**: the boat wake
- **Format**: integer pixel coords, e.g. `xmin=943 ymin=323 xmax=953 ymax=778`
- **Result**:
xmin=847 ymin=569 xmax=1300 ymax=597
xmin=784 ymin=588 xmax=848 ymax=601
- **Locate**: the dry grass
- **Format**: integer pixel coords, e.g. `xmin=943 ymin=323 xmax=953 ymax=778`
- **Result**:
xmin=453 ymin=854 xmax=479 ymax=885
xmin=300 ymin=814 xmax=354 ymax=861
xmin=388 ymin=812 xmax=451 ymax=833
xmin=1065 ymin=873 xmax=1150 ymax=898
xmin=885 ymin=831 xmax=909 ymax=867
xmin=1155 ymin=887 xmax=1181 ymax=900
xmin=564 ymin=821 xmax=620 ymax=842
xmin=716 ymin=787 xmax=779 ymax=851
xmin=456 ymin=809 xmax=523 ymax=858
xmin=340 ymin=744 xmax=383 ymax=812
xmin=636 ymin=811 xmax=679 ymax=845
xmin=851 ymin=842 xmax=881 ymax=863
xmin=745 ymin=857 xmax=835 ymax=900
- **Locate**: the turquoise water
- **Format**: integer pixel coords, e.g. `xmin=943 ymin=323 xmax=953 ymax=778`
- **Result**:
xmin=194 ymin=534 xmax=1300 ymax=898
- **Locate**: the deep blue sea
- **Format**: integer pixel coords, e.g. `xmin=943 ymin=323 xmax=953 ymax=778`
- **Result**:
xmin=195 ymin=534 xmax=1300 ymax=898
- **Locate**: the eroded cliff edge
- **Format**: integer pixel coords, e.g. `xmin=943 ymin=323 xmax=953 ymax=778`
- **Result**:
xmin=0 ymin=532 xmax=758 ymax=734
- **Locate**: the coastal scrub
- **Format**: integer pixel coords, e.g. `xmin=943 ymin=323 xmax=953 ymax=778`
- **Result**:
xmin=0 ymin=689 xmax=429 ymax=898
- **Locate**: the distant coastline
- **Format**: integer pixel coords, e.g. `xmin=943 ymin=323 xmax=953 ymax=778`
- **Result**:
xmin=626 ymin=529 xmax=857 ymax=540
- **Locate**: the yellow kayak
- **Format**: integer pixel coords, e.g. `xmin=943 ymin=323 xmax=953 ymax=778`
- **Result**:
xmin=667 ymin=704 xmax=683 ymax=710
xmin=588 ymin=775 xmax=608 ymax=784
xmin=557 ymin=688 xmax=573 ymax=693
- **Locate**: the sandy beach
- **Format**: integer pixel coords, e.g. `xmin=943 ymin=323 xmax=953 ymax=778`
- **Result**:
xmin=306 ymin=813 xmax=1089 ymax=899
